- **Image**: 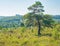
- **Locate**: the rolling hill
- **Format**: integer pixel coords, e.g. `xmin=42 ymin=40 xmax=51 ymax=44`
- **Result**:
xmin=0 ymin=14 xmax=23 ymax=28
xmin=0 ymin=15 xmax=60 ymax=28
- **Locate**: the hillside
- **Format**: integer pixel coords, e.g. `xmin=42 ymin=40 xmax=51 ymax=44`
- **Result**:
xmin=53 ymin=15 xmax=60 ymax=22
xmin=53 ymin=15 xmax=60 ymax=19
xmin=0 ymin=14 xmax=23 ymax=28
xmin=0 ymin=15 xmax=60 ymax=28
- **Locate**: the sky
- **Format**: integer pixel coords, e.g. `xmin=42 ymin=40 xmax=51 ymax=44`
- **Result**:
xmin=0 ymin=0 xmax=60 ymax=16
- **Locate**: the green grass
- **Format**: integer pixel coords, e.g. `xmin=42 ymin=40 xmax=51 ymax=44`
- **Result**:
xmin=0 ymin=25 xmax=60 ymax=46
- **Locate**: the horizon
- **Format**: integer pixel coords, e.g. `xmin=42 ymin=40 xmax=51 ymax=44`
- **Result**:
xmin=0 ymin=0 xmax=60 ymax=16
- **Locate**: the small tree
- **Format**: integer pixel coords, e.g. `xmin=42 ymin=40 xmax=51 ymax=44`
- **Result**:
xmin=24 ymin=1 xmax=54 ymax=36
xmin=23 ymin=1 xmax=44 ymax=35
xmin=28 ymin=1 xmax=44 ymax=35
xmin=43 ymin=14 xmax=55 ymax=28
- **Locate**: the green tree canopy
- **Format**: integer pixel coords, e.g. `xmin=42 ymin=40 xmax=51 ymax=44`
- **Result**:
xmin=24 ymin=1 xmax=54 ymax=36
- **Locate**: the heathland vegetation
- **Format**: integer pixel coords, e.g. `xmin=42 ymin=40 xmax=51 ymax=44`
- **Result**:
xmin=0 ymin=1 xmax=60 ymax=46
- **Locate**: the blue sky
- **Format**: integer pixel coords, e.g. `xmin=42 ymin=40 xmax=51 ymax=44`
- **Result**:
xmin=0 ymin=0 xmax=60 ymax=16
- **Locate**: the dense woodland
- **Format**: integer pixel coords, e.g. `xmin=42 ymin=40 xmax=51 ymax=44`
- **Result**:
xmin=0 ymin=1 xmax=60 ymax=46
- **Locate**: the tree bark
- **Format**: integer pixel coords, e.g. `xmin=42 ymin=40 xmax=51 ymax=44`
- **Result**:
xmin=37 ymin=20 xmax=41 ymax=36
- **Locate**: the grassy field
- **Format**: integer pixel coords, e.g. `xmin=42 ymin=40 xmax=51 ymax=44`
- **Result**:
xmin=0 ymin=24 xmax=60 ymax=46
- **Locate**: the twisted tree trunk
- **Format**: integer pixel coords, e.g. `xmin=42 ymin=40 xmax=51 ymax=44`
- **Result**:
xmin=37 ymin=19 xmax=41 ymax=36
